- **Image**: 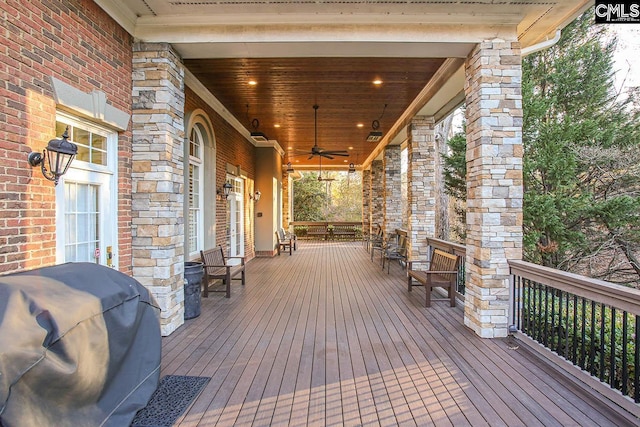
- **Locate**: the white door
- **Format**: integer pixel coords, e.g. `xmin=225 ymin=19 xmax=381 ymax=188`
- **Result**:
xmin=54 ymin=115 xmax=117 ymax=268
xmin=57 ymin=169 xmax=116 ymax=267
xmin=226 ymin=178 xmax=244 ymax=258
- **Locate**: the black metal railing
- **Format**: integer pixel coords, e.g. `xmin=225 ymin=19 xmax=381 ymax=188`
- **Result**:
xmin=510 ymin=260 xmax=640 ymax=403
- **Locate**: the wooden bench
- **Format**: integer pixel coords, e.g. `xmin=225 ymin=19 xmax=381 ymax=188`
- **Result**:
xmin=407 ymin=249 xmax=459 ymax=307
xmin=331 ymin=223 xmax=358 ymax=240
xmin=200 ymin=246 xmax=245 ymax=298
xmin=307 ymin=223 xmax=328 ymax=240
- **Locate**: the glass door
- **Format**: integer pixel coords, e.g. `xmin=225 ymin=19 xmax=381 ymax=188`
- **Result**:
xmin=226 ymin=177 xmax=244 ymax=259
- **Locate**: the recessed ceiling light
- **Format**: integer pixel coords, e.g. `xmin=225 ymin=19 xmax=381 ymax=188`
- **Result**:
xmin=287 ymin=146 xmax=293 ymax=150
xmin=348 ymin=146 xmax=354 ymax=150
xmin=344 ymin=159 xmax=348 ymax=162
xmin=373 ymin=79 xmax=383 ymax=85
xmin=248 ymin=80 xmax=257 ymax=86
xmin=357 ymin=123 xmax=364 ymax=128
xmin=274 ymin=124 xmax=281 ymax=128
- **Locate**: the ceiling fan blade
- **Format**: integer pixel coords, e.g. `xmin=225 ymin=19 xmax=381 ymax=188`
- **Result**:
xmin=322 ymin=154 xmax=335 ymax=160
xmin=322 ymin=151 xmax=349 ymax=156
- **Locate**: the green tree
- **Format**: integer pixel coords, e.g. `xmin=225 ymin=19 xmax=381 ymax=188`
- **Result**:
xmin=293 ymin=172 xmax=328 ymax=221
xmin=444 ymin=11 xmax=640 ymax=286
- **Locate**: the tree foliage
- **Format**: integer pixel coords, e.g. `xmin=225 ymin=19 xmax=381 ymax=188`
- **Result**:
xmin=293 ymin=171 xmax=363 ymax=221
xmin=443 ymin=11 xmax=640 ymax=286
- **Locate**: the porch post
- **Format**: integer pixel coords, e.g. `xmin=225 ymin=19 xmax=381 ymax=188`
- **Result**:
xmin=370 ymin=159 xmax=384 ymax=233
xmin=464 ymin=39 xmax=523 ymax=338
xmin=131 ymin=42 xmax=186 ymax=336
xmin=362 ymin=168 xmax=371 ymax=236
xmin=407 ymin=116 xmax=436 ymax=262
xmin=282 ymin=170 xmax=290 ymax=230
xmin=383 ymin=145 xmax=402 ymax=236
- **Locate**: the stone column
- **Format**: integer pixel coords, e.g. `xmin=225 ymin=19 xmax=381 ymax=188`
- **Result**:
xmin=132 ymin=42 xmax=186 ymax=336
xmin=362 ymin=169 xmax=371 ymax=236
xmin=407 ymin=116 xmax=436 ymax=262
xmin=370 ymin=160 xmax=384 ymax=232
xmin=383 ymin=145 xmax=402 ymax=236
xmin=464 ymin=39 xmax=523 ymax=338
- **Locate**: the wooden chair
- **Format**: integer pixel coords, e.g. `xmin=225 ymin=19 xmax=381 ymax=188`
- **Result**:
xmin=382 ymin=234 xmax=407 ymax=274
xmin=200 ymin=246 xmax=245 ymax=298
xmin=276 ymin=230 xmax=293 ymax=255
xmin=280 ymin=227 xmax=297 ymax=250
xmin=407 ymin=249 xmax=459 ymax=307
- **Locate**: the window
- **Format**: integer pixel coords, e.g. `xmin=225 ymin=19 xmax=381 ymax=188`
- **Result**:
xmin=188 ymin=125 xmax=204 ymax=256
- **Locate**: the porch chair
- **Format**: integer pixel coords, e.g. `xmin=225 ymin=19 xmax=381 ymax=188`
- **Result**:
xmin=365 ymin=223 xmax=383 ymax=253
xmin=276 ymin=230 xmax=293 ymax=255
xmin=280 ymin=227 xmax=297 ymax=250
xmin=381 ymin=233 xmax=407 ymax=273
xmin=200 ymin=246 xmax=245 ymax=298
xmin=407 ymin=249 xmax=459 ymax=307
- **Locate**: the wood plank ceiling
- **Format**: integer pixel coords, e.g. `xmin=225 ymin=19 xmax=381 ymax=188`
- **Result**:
xmin=184 ymin=57 xmax=446 ymax=168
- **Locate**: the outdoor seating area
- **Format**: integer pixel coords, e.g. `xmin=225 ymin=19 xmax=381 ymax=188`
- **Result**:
xmin=161 ymin=241 xmax=637 ymax=426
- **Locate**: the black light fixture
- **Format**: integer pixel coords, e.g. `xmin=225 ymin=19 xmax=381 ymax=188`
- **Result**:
xmin=217 ymin=182 xmax=233 ymax=200
xmin=366 ymin=103 xmax=387 ymax=142
xmin=28 ymin=127 xmax=78 ymax=185
xmin=286 ymin=162 xmax=295 ymax=173
xmin=348 ymin=162 xmax=356 ymax=173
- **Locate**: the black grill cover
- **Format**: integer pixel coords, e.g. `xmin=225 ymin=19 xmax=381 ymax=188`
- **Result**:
xmin=0 ymin=263 xmax=161 ymax=427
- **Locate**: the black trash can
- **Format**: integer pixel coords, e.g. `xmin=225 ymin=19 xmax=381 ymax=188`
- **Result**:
xmin=184 ymin=261 xmax=204 ymax=319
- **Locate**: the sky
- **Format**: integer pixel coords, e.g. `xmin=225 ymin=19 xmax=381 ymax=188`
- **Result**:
xmin=611 ymin=26 xmax=640 ymax=93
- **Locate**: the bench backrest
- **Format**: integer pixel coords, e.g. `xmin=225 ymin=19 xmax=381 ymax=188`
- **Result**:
xmin=430 ymin=249 xmax=459 ymax=281
xmin=200 ymin=246 xmax=227 ymax=276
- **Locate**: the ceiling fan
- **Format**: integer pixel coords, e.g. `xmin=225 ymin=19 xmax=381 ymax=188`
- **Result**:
xmin=296 ymin=104 xmax=349 ymax=160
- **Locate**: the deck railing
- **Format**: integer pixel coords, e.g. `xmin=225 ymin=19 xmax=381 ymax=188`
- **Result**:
xmin=290 ymin=221 xmax=363 ymax=240
xmin=426 ymin=238 xmax=467 ymax=296
xmin=510 ymin=260 xmax=640 ymax=403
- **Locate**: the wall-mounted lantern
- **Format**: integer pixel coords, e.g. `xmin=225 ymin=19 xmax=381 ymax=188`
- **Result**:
xmin=217 ymin=182 xmax=233 ymax=200
xmin=28 ymin=128 xmax=78 ymax=185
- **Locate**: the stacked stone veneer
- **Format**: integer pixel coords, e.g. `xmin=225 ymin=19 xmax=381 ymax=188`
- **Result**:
xmin=370 ymin=160 xmax=384 ymax=231
xmin=407 ymin=117 xmax=436 ymax=262
xmin=132 ymin=43 xmax=186 ymax=336
xmin=464 ymin=40 xmax=523 ymax=338
xmin=383 ymin=146 xmax=403 ymax=236
xmin=362 ymin=169 xmax=371 ymax=236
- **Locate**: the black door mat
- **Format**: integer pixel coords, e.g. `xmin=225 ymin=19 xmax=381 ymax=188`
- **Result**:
xmin=130 ymin=375 xmax=210 ymax=427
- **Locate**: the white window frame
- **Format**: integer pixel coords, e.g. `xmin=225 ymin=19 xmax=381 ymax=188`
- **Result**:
xmin=188 ymin=125 xmax=205 ymax=258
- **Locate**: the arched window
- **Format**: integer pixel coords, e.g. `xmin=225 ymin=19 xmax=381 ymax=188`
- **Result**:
xmin=188 ymin=124 xmax=205 ymax=256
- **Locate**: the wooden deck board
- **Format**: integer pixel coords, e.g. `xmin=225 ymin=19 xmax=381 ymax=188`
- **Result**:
xmin=161 ymin=241 xmax=638 ymax=426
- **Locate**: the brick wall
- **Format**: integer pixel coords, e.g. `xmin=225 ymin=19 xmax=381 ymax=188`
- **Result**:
xmin=184 ymin=86 xmax=256 ymax=259
xmin=0 ymin=0 xmax=133 ymax=274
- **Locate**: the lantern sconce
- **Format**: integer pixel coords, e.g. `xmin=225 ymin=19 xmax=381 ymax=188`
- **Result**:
xmin=250 ymin=190 xmax=261 ymax=202
xmin=217 ymin=182 xmax=233 ymax=200
xmin=28 ymin=127 xmax=78 ymax=185
xmin=286 ymin=162 xmax=295 ymax=174
xmin=348 ymin=162 xmax=356 ymax=173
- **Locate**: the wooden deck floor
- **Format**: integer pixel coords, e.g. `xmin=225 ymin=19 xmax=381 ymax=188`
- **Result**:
xmin=161 ymin=241 xmax=636 ymax=426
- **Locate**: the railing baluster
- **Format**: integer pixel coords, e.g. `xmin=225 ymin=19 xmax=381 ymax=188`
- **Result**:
xmin=635 ymin=316 xmax=639 ymax=403
xmin=544 ymin=284 xmax=550 ymax=347
xmin=589 ymin=300 xmax=597 ymax=375
xmin=610 ymin=307 xmax=617 ymax=389
xmin=580 ymin=297 xmax=586 ymax=369
xmin=600 ymin=304 xmax=606 ymax=383
xmin=622 ymin=311 xmax=628 ymax=396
